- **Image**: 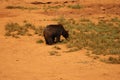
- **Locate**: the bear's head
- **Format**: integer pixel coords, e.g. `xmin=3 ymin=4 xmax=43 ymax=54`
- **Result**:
xmin=62 ymin=30 xmax=69 ymax=39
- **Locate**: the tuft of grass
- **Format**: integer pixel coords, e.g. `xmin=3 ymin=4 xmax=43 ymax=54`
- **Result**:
xmin=6 ymin=6 xmax=25 ymax=9
xmin=65 ymin=47 xmax=79 ymax=53
xmin=47 ymin=5 xmax=63 ymax=9
xmin=43 ymin=5 xmax=64 ymax=12
xmin=6 ymin=6 xmax=39 ymax=10
xmin=102 ymin=56 xmax=120 ymax=64
xmin=36 ymin=39 xmax=44 ymax=44
xmin=67 ymin=4 xmax=82 ymax=9
xmin=53 ymin=46 xmax=61 ymax=50
xmin=49 ymin=51 xmax=60 ymax=56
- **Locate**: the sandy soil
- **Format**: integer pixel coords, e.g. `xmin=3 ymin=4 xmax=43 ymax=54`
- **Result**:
xmin=0 ymin=0 xmax=120 ymax=80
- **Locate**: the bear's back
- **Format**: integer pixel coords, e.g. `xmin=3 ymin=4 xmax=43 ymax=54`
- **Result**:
xmin=44 ymin=24 xmax=64 ymax=32
xmin=46 ymin=24 xmax=63 ymax=29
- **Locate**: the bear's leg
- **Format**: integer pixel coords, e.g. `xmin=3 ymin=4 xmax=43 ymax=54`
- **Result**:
xmin=44 ymin=37 xmax=53 ymax=45
xmin=44 ymin=36 xmax=49 ymax=44
xmin=47 ymin=37 xmax=54 ymax=45
xmin=56 ymin=35 xmax=60 ymax=43
xmin=52 ymin=36 xmax=55 ymax=43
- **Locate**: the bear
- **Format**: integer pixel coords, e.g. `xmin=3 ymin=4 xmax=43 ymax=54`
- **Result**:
xmin=43 ymin=24 xmax=69 ymax=45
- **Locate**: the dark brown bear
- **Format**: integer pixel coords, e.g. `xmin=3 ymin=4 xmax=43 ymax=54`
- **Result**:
xmin=43 ymin=24 xmax=69 ymax=45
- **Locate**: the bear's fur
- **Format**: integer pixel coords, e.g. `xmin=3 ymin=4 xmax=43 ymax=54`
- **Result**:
xmin=43 ymin=24 xmax=69 ymax=45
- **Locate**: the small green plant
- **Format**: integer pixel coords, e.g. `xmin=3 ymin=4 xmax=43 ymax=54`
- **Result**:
xmin=49 ymin=51 xmax=59 ymax=56
xmin=67 ymin=4 xmax=82 ymax=9
xmin=53 ymin=46 xmax=61 ymax=50
xmin=36 ymin=39 xmax=44 ymax=44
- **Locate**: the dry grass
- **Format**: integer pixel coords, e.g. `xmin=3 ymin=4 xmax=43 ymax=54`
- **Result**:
xmin=67 ymin=4 xmax=82 ymax=9
xmin=6 ymin=5 xmax=39 ymax=10
xmin=5 ymin=21 xmax=43 ymax=38
xmin=57 ymin=17 xmax=120 ymax=63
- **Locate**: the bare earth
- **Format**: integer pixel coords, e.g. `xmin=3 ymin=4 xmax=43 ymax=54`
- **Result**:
xmin=0 ymin=0 xmax=120 ymax=80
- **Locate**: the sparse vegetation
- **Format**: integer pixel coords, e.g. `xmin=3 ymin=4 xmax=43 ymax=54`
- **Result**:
xmin=43 ymin=5 xmax=64 ymax=12
xmin=80 ymin=18 xmax=91 ymax=22
xmin=6 ymin=6 xmax=39 ymax=10
xmin=110 ymin=17 xmax=120 ymax=22
xmin=47 ymin=5 xmax=64 ymax=9
xmin=35 ymin=26 xmax=44 ymax=36
xmin=5 ymin=22 xmax=43 ymax=38
xmin=53 ymin=46 xmax=61 ymax=50
xmin=65 ymin=47 xmax=79 ymax=53
xmin=57 ymin=17 xmax=120 ymax=57
xmin=67 ymin=4 xmax=82 ymax=9
xmin=36 ymin=39 xmax=44 ymax=44
xmin=49 ymin=51 xmax=60 ymax=56
xmin=101 ymin=56 xmax=120 ymax=64
xmin=1 ymin=1 xmax=120 ymax=79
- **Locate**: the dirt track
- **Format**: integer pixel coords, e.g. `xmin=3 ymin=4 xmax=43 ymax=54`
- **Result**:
xmin=0 ymin=0 xmax=120 ymax=80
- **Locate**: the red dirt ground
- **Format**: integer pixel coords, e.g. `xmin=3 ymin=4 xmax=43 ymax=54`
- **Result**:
xmin=0 ymin=0 xmax=120 ymax=80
